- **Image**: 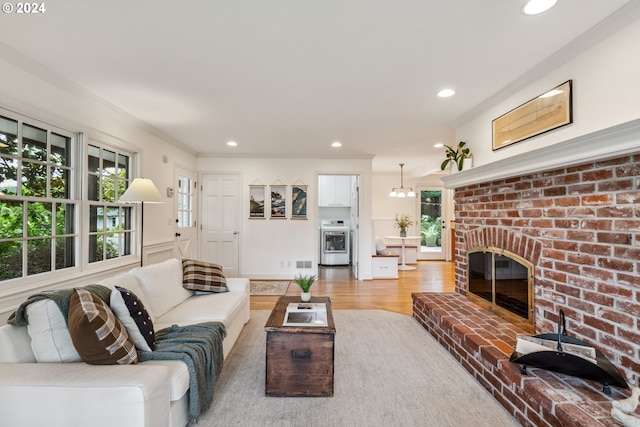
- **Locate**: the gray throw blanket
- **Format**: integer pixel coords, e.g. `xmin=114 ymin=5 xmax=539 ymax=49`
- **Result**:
xmin=7 ymin=284 xmax=112 ymax=326
xmin=138 ymin=322 xmax=226 ymax=422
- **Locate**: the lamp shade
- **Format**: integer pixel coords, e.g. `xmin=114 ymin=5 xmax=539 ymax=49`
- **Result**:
xmin=119 ymin=178 xmax=163 ymax=203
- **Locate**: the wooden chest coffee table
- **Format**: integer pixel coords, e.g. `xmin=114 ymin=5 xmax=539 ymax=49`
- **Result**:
xmin=264 ymin=296 xmax=336 ymax=397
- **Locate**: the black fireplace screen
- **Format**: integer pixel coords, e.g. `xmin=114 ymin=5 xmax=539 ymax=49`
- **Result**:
xmin=468 ymin=247 xmax=534 ymax=330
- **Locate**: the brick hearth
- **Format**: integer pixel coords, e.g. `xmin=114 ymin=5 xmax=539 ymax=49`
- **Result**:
xmin=413 ymin=293 xmax=632 ymax=427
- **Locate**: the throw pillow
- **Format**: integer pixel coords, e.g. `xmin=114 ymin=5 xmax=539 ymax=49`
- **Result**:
xmin=110 ymin=286 xmax=155 ymax=351
xmin=182 ymin=259 xmax=228 ymax=293
xmin=68 ymin=288 xmax=138 ymax=365
xmin=375 ymin=236 xmax=391 ymax=255
xmin=26 ymin=299 xmax=82 ymax=363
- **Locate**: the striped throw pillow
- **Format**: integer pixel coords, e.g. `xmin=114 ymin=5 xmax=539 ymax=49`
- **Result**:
xmin=182 ymin=259 xmax=228 ymax=293
xmin=68 ymin=288 xmax=138 ymax=365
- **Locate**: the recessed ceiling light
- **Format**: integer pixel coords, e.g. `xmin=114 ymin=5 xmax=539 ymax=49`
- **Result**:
xmin=437 ymin=88 xmax=456 ymax=98
xmin=521 ymin=0 xmax=557 ymax=15
xmin=433 ymin=143 xmax=444 ymax=148
xmin=332 ymin=141 xmax=342 ymax=148
xmin=226 ymin=141 xmax=237 ymax=147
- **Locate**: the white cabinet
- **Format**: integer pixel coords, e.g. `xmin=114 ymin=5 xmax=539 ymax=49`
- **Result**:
xmin=319 ymin=175 xmax=352 ymax=207
xmin=372 ymin=255 xmax=399 ymax=279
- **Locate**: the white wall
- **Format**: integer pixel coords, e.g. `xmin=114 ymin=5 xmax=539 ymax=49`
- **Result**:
xmin=0 ymin=47 xmax=197 ymax=322
xmin=197 ymin=157 xmax=374 ymax=279
xmin=456 ymin=17 xmax=640 ymax=167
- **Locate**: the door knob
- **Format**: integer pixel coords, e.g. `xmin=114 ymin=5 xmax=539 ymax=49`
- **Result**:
xmin=175 ymin=233 xmax=181 ymax=237
xmin=233 ymin=231 xmax=238 ymax=235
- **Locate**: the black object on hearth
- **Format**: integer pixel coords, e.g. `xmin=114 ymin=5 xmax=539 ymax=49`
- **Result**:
xmin=510 ymin=309 xmax=629 ymax=394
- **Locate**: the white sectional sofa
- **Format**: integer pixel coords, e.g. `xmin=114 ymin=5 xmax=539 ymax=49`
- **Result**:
xmin=0 ymin=258 xmax=250 ymax=427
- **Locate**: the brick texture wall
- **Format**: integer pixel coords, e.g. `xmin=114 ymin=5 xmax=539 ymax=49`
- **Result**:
xmin=453 ymin=153 xmax=640 ymax=386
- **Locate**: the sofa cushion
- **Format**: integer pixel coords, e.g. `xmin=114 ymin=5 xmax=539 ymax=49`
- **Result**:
xmin=110 ymin=286 xmax=155 ymax=351
xmin=131 ymin=258 xmax=193 ymax=318
xmin=97 ymin=272 xmax=156 ymax=323
xmin=154 ymin=290 xmax=247 ymax=328
xmin=182 ymin=259 xmax=228 ymax=293
xmin=26 ymin=299 xmax=81 ymax=363
xmin=68 ymin=288 xmax=138 ymax=365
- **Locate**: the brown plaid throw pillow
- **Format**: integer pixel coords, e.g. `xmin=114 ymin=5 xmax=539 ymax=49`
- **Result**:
xmin=182 ymin=259 xmax=228 ymax=293
xmin=68 ymin=288 xmax=138 ymax=365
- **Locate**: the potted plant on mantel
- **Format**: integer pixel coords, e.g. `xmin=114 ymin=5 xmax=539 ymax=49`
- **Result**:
xmin=440 ymin=141 xmax=472 ymax=173
xmin=294 ymin=274 xmax=317 ymax=302
xmin=394 ymin=214 xmax=414 ymax=237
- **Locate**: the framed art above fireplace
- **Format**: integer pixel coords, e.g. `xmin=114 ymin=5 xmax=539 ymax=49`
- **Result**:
xmin=492 ymin=80 xmax=573 ymax=150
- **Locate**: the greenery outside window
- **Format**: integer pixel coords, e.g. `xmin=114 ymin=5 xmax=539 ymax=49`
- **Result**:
xmin=87 ymin=143 xmax=133 ymax=263
xmin=0 ymin=113 xmax=77 ymax=281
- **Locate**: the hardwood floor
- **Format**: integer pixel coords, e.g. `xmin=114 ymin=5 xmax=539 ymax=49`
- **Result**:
xmin=249 ymin=260 xmax=456 ymax=315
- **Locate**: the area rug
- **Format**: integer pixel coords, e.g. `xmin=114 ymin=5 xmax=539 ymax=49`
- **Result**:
xmin=249 ymin=281 xmax=290 ymax=296
xmin=193 ymin=310 xmax=519 ymax=427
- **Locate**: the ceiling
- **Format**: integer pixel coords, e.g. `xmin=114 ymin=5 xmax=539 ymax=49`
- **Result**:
xmin=0 ymin=0 xmax=636 ymax=177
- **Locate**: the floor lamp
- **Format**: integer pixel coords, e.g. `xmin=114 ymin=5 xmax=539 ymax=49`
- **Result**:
xmin=119 ymin=178 xmax=164 ymax=266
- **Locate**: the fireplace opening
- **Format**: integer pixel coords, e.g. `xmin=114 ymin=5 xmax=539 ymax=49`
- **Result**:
xmin=467 ymin=247 xmax=534 ymax=332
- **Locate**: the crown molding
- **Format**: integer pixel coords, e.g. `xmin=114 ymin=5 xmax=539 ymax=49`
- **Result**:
xmin=442 ymin=119 xmax=640 ymax=188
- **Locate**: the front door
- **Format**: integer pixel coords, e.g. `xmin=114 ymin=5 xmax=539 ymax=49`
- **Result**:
xmin=175 ymin=166 xmax=197 ymax=259
xmin=200 ymin=173 xmax=240 ymax=276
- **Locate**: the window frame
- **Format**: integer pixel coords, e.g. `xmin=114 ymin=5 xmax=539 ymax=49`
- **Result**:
xmin=84 ymin=138 xmax=137 ymax=266
xmin=0 ymin=108 xmax=80 ymax=283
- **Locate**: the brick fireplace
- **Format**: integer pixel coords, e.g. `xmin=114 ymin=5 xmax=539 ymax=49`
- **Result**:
xmin=413 ymin=127 xmax=640 ymax=425
xmin=451 ymin=153 xmax=639 ymax=386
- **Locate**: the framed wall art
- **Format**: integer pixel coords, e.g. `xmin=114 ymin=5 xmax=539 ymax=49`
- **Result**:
xmin=249 ymin=185 xmax=265 ymax=219
xmin=291 ymin=184 xmax=308 ymax=220
xmin=492 ymin=80 xmax=572 ymax=150
xmin=270 ymin=185 xmax=286 ymax=219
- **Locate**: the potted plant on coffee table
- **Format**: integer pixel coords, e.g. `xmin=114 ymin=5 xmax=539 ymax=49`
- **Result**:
xmin=294 ymin=274 xmax=317 ymax=302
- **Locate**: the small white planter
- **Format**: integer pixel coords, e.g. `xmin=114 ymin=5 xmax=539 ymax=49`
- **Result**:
xmin=301 ymin=292 xmax=311 ymax=302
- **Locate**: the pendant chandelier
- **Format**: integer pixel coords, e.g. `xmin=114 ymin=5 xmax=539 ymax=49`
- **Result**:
xmin=389 ymin=163 xmax=415 ymax=198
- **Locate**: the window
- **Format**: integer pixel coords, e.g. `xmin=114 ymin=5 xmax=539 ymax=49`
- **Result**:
xmin=0 ymin=113 xmax=77 ymax=280
xmin=177 ymin=175 xmax=194 ymax=228
xmin=87 ymin=143 xmax=133 ymax=263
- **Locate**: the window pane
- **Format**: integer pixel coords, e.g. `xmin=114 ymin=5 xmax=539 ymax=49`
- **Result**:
xmin=0 ymin=240 xmax=22 ymax=280
xmin=0 ymin=157 xmax=18 ymax=195
xmin=88 ymin=173 xmax=99 ymax=201
xmin=0 ymin=200 xmax=23 ymax=238
xmin=27 ymin=238 xmax=51 ymax=275
xmin=55 ymin=236 xmax=75 ymax=270
xmin=89 ymin=234 xmax=103 ymax=263
xmin=88 ymin=145 xmax=100 ymax=173
xmin=121 ymin=207 xmax=132 ymax=231
xmin=0 ymin=115 xmax=18 ymax=156
xmin=22 ymin=161 xmax=47 ymax=197
xmin=106 ymin=233 xmax=118 ymax=259
xmin=122 ymin=230 xmax=132 ymax=256
xmin=51 ymin=166 xmax=70 ymax=199
xmin=51 ymin=133 xmax=70 ymax=166
xmin=102 ymin=176 xmax=115 ymax=202
xmin=89 ymin=205 xmax=103 ymax=232
xmin=22 ymin=124 xmax=47 ymax=161
xmin=28 ymin=202 xmax=52 ymax=237
xmin=106 ymin=207 xmax=119 ymax=231
xmin=103 ymin=149 xmax=116 ymax=175
xmin=118 ymin=154 xmax=129 ymax=179
xmin=55 ymin=203 xmax=75 ymax=235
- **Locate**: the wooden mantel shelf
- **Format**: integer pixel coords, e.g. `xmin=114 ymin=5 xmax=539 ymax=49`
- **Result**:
xmin=442 ymin=118 xmax=640 ymax=189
